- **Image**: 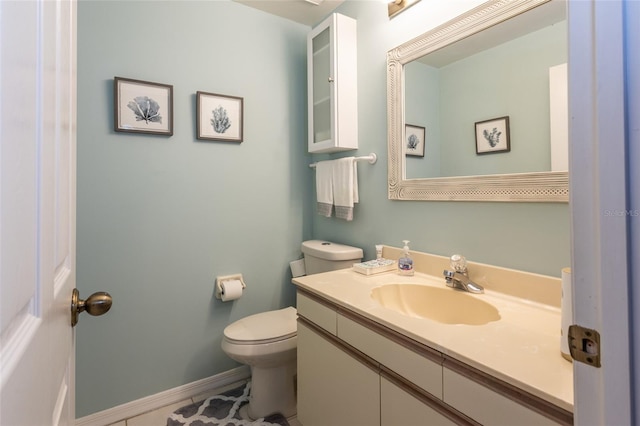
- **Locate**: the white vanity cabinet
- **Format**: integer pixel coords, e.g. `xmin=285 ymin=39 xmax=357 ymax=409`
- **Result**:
xmin=296 ymin=293 xmax=379 ymax=426
xmin=297 ymin=322 xmax=380 ymax=426
xmin=307 ymin=13 xmax=358 ymax=154
xmin=296 ymin=289 xmax=573 ymax=426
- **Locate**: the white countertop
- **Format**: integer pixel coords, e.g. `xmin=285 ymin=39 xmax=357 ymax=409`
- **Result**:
xmin=293 ymin=267 xmax=574 ymax=412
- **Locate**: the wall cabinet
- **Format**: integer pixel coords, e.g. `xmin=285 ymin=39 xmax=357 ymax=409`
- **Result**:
xmin=296 ymin=289 xmax=573 ymax=426
xmin=307 ymin=13 xmax=358 ymax=154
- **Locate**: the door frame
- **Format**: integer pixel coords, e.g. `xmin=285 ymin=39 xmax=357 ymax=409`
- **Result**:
xmin=568 ymin=1 xmax=633 ymax=424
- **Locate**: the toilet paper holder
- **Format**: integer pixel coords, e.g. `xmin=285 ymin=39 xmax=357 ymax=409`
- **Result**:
xmin=215 ymin=274 xmax=246 ymax=300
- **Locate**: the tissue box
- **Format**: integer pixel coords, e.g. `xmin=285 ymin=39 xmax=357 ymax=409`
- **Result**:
xmin=353 ymin=259 xmax=396 ymax=275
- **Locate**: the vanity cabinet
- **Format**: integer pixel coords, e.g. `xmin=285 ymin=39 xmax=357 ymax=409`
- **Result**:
xmin=296 ymin=289 xmax=572 ymax=426
xmin=297 ymin=322 xmax=380 ymax=426
xmin=307 ymin=13 xmax=358 ymax=154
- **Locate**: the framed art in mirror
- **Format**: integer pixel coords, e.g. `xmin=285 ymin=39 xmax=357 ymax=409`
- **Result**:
xmin=406 ymin=124 xmax=425 ymax=157
xmin=475 ymin=116 xmax=510 ymax=155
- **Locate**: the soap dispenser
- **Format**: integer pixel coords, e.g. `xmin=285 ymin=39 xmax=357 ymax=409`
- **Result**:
xmin=398 ymin=240 xmax=414 ymax=276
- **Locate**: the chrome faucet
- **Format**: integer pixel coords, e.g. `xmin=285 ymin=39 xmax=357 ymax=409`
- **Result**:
xmin=443 ymin=254 xmax=484 ymax=294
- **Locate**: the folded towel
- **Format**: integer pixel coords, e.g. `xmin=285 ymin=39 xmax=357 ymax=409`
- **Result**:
xmin=315 ymin=161 xmax=333 ymax=217
xmin=333 ymin=157 xmax=358 ymax=221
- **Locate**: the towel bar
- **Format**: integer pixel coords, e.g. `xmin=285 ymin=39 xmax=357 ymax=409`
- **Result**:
xmin=309 ymin=153 xmax=377 ymax=168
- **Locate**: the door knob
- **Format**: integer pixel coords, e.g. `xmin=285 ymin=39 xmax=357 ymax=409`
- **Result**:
xmin=71 ymin=289 xmax=112 ymax=327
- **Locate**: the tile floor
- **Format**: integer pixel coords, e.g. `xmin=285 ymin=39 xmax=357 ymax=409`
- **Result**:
xmin=107 ymin=380 xmax=302 ymax=426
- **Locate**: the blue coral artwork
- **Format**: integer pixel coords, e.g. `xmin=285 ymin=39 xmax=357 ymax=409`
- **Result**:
xmin=475 ymin=116 xmax=510 ymax=155
xmin=127 ymin=96 xmax=162 ymax=124
xmin=114 ymin=77 xmax=173 ymax=136
xmin=197 ymin=91 xmax=244 ymax=142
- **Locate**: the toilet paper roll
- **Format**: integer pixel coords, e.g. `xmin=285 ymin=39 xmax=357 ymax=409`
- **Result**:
xmin=560 ymin=267 xmax=572 ymax=361
xmin=220 ymin=279 xmax=244 ymax=302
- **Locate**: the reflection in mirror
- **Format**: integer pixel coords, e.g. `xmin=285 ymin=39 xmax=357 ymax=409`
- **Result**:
xmin=387 ymin=0 xmax=569 ymax=202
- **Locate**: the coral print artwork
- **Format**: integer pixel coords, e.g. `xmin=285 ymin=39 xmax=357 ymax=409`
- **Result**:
xmin=127 ymin=96 xmax=162 ymax=125
xmin=197 ymin=91 xmax=244 ymax=142
xmin=211 ymin=106 xmax=231 ymax=134
xmin=114 ymin=77 xmax=173 ymax=136
xmin=475 ymin=116 xmax=510 ymax=155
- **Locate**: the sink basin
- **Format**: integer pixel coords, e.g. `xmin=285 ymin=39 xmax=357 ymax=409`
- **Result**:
xmin=371 ymin=284 xmax=500 ymax=325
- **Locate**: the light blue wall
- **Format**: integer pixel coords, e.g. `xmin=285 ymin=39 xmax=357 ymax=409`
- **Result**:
xmin=76 ymin=0 xmax=309 ymax=417
xmin=76 ymin=0 xmax=570 ymax=418
xmin=313 ymin=0 xmax=570 ymax=275
xmin=405 ymin=62 xmax=440 ymax=177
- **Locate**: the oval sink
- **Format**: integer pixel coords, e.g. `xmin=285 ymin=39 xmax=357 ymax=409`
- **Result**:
xmin=371 ymin=284 xmax=500 ymax=325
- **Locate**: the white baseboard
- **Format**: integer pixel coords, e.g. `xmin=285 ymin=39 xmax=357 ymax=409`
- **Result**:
xmin=75 ymin=366 xmax=251 ymax=426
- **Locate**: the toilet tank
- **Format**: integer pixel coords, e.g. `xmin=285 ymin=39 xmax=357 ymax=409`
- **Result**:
xmin=301 ymin=240 xmax=363 ymax=275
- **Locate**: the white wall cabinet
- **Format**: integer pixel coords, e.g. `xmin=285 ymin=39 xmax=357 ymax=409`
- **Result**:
xmin=307 ymin=13 xmax=358 ymax=154
xmin=296 ymin=288 xmax=573 ymax=426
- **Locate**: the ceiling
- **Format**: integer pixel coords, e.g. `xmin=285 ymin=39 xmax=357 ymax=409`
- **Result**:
xmin=233 ymin=0 xmax=347 ymax=26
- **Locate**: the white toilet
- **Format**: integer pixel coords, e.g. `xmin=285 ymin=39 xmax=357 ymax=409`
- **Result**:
xmin=221 ymin=240 xmax=363 ymax=420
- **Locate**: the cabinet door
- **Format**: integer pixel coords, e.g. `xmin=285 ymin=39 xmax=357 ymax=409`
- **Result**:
xmin=297 ymin=322 xmax=380 ymax=426
xmin=381 ymin=378 xmax=458 ymax=426
xmin=309 ymin=22 xmax=332 ymax=149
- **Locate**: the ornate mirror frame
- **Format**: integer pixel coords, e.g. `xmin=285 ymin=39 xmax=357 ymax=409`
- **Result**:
xmin=387 ymin=0 xmax=569 ymax=202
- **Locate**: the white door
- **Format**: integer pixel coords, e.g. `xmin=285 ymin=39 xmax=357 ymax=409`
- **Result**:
xmin=1 ymin=1 xmax=78 ymax=425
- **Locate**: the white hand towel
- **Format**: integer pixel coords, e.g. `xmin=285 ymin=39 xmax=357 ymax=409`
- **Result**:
xmin=333 ymin=157 xmax=358 ymax=221
xmin=315 ymin=161 xmax=333 ymax=217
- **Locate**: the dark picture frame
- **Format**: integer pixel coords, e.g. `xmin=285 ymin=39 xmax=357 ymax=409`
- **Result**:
xmin=196 ymin=91 xmax=244 ymax=142
xmin=114 ymin=77 xmax=173 ymax=136
xmin=405 ymin=124 xmax=425 ymax=157
xmin=475 ymin=116 xmax=510 ymax=155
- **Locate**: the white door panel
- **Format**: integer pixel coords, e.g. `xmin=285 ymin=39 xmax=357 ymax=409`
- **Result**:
xmin=1 ymin=1 xmax=77 ymax=425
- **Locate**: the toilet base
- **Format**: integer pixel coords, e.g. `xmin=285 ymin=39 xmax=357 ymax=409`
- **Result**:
xmin=246 ymin=361 xmax=297 ymax=420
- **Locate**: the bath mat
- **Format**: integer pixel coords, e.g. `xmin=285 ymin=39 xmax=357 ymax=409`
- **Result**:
xmin=167 ymin=381 xmax=290 ymax=426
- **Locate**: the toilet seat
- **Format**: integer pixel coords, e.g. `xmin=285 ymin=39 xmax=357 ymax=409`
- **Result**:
xmin=223 ymin=306 xmax=297 ymax=345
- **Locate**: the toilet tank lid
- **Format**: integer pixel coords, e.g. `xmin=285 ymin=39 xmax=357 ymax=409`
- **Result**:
xmin=301 ymin=240 xmax=363 ymax=261
xmin=223 ymin=307 xmax=297 ymax=343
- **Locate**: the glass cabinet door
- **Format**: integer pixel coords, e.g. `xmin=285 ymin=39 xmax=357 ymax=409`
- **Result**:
xmin=311 ymin=26 xmax=332 ymax=146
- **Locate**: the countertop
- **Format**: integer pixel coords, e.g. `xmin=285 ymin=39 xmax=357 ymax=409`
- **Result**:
xmin=293 ymin=267 xmax=574 ymax=412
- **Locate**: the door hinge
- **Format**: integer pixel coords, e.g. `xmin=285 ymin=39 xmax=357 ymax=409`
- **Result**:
xmin=568 ymin=325 xmax=601 ymax=367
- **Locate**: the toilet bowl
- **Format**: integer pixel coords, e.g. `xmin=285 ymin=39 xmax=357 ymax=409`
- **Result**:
xmin=222 ymin=307 xmax=298 ymax=419
xmin=221 ymin=240 xmax=363 ymax=420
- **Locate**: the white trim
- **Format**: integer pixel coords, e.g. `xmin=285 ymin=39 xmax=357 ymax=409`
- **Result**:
xmin=568 ymin=0 xmax=631 ymax=424
xmin=75 ymin=366 xmax=250 ymax=426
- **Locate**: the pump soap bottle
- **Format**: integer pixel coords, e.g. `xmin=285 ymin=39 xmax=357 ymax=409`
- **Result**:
xmin=398 ymin=240 xmax=414 ymax=276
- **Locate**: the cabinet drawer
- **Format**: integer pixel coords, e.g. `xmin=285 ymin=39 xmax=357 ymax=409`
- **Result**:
xmin=337 ymin=312 xmax=443 ymax=399
xmin=443 ymin=367 xmax=564 ymax=425
xmin=297 ymin=291 xmax=337 ymax=335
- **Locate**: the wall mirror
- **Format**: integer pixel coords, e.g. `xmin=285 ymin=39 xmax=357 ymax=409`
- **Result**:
xmin=387 ymin=0 xmax=569 ymax=202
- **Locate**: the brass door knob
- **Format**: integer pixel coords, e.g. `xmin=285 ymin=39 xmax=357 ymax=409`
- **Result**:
xmin=71 ymin=288 xmax=112 ymax=327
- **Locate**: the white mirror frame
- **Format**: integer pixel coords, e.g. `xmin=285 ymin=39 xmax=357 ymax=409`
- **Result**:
xmin=387 ymin=0 xmax=569 ymax=202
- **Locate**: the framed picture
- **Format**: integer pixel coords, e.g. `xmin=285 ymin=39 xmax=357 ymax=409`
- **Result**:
xmin=196 ymin=91 xmax=244 ymax=142
xmin=114 ymin=77 xmax=173 ymax=135
xmin=475 ymin=116 xmax=510 ymax=154
xmin=405 ymin=124 xmax=425 ymax=157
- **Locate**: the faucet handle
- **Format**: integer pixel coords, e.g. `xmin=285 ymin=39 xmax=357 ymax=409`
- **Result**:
xmin=450 ymin=254 xmax=467 ymax=273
